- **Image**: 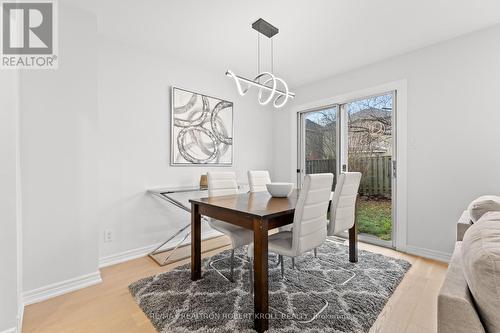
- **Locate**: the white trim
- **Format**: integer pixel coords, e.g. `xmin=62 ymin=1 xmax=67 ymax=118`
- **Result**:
xmin=22 ymin=271 xmax=102 ymax=306
xmin=17 ymin=303 xmax=23 ymax=333
xmin=15 ymin=70 xmax=23 ymax=333
xmin=393 ymin=81 xmax=408 ymax=252
xmin=288 ymin=80 xmax=408 ymax=252
xmin=98 ymin=229 xmax=223 ymax=268
xmin=405 ymin=245 xmax=452 ymax=263
xmin=0 ymin=327 xmax=17 ymax=333
xmin=0 ymin=303 xmax=23 ymax=333
xmin=99 ymin=243 xmax=160 ymax=269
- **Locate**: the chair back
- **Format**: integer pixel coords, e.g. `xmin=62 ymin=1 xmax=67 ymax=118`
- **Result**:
xmin=207 ymin=172 xmax=238 ymax=197
xmin=292 ymin=173 xmax=334 ymax=255
xmin=247 ymin=170 xmax=271 ymax=192
xmin=328 ymin=172 xmax=362 ymax=235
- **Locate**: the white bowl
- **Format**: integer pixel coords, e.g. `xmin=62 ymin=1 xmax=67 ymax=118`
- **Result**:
xmin=266 ymin=182 xmax=294 ymax=198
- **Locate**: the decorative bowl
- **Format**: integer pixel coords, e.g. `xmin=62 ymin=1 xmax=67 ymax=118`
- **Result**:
xmin=266 ymin=182 xmax=294 ymax=198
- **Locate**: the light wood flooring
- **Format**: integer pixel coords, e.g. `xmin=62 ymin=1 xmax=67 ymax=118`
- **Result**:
xmin=22 ymin=238 xmax=448 ymax=333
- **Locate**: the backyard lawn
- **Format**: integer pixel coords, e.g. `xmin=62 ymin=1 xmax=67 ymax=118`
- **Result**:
xmin=356 ymin=196 xmax=392 ymax=240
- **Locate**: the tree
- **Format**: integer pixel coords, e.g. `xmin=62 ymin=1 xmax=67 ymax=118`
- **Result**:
xmin=347 ymin=95 xmax=392 ymax=196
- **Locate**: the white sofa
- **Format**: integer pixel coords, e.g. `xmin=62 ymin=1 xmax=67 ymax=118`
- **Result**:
xmin=438 ymin=211 xmax=500 ymax=333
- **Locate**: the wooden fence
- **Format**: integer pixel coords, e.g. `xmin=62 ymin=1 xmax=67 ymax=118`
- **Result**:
xmin=305 ymin=156 xmax=391 ymax=198
xmin=305 ymin=158 xmax=337 ymax=175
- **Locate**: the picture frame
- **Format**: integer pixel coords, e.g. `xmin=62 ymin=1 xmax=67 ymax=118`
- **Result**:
xmin=170 ymin=87 xmax=233 ymax=166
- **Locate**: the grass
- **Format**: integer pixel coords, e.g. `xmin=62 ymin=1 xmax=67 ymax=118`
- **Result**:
xmin=356 ymin=196 xmax=392 ymax=240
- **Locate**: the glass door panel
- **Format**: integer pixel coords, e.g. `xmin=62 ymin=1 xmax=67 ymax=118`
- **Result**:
xmin=342 ymin=93 xmax=395 ymax=246
xmin=298 ymin=106 xmax=338 ymax=190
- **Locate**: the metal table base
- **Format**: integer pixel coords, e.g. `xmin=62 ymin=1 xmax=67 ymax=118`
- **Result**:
xmin=148 ymin=187 xmax=210 ymax=266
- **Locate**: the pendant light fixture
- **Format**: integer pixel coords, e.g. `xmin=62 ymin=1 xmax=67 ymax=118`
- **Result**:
xmin=226 ymin=18 xmax=295 ymax=109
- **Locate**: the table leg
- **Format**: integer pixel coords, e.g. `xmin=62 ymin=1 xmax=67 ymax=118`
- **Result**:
xmin=191 ymin=203 xmax=201 ymax=280
xmin=253 ymin=218 xmax=269 ymax=333
xmin=349 ymin=222 xmax=358 ymax=263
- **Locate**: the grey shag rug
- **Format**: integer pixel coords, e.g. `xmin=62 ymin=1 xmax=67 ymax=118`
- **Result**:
xmin=129 ymin=239 xmax=411 ymax=333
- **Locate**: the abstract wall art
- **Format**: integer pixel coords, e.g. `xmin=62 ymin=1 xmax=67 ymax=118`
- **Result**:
xmin=170 ymin=87 xmax=233 ymax=165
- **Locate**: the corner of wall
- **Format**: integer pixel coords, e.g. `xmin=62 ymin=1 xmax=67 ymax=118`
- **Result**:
xmin=15 ymin=70 xmax=24 ymax=333
xmin=16 ymin=304 xmax=23 ymax=333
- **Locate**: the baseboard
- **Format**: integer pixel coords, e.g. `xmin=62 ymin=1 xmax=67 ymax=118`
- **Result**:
xmin=405 ymin=245 xmax=452 ymax=263
xmin=98 ymin=243 xmax=161 ymax=268
xmin=98 ymin=229 xmax=223 ymax=268
xmin=17 ymin=303 xmax=24 ymax=333
xmin=0 ymin=304 xmax=26 ymax=333
xmin=23 ymin=271 xmax=102 ymax=306
xmin=0 ymin=327 xmax=17 ymax=333
xmin=0 ymin=307 xmax=23 ymax=333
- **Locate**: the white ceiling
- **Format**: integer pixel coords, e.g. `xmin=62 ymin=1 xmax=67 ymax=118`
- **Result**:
xmin=70 ymin=0 xmax=500 ymax=88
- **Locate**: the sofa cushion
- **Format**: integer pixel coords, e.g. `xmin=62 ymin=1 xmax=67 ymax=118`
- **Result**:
xmin=461 ymin=212 xmax=500 ymax=333
xmin=467 ymin=195 xmax=500 ymax=223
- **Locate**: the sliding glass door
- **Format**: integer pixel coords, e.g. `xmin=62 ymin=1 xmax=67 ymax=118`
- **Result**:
xmin=341 ymin=93 xmax=395 ymax=247
xmin=298 ymin=92 xmax=396 ymax=248
xmin=297 ymin=105 xmax=339 ymax=190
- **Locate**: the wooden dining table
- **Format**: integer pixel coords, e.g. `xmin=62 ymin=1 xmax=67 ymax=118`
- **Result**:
xmin=189 ymin=190 xmax=358 ymax=333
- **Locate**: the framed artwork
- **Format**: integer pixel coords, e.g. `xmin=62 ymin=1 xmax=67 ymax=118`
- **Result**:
xmin=170 ymin=87 xmax=233 ymax=166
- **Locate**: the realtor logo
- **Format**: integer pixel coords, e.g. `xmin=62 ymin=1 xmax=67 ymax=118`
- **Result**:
xmin=1 ymin=0 xmax=58 ymax=69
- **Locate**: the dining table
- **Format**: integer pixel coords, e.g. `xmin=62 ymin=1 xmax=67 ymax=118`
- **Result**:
xmin=189 ymin=190 xmax=358 ymax=333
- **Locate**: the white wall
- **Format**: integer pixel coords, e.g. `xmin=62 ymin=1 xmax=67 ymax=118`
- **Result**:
xmin=17 ymin=3 xmax=275 ymax=298
xmin=0 ymin=71 xmax=21 ymax=332
xmin=20 ymin=4 xmax=99 ymax=293
xmin=97 ymin=38 xmax=275 ymax=260
xmin=274 ymin=24 xmax=500 ymax=259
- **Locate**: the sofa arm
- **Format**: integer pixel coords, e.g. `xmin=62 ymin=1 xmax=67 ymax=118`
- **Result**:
xmin=438 ymin=294 xmax=486 ymax=333
xmin=457 ymin=210 xmax=473 ymax=241
xmin=438 ymin=242 xmax=485 ymax=333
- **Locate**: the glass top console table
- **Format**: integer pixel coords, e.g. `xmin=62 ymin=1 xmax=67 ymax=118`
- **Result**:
xmin=147 ymin=184 xmax=247 ymax=266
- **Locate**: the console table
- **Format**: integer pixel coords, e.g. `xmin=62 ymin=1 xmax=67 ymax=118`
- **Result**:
xmin=147 ymin=184 xmax=247 ymax=266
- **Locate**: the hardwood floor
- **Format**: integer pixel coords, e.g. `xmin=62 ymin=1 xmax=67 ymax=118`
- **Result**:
xmin=22 ymin=238 xmax=448 ymax=333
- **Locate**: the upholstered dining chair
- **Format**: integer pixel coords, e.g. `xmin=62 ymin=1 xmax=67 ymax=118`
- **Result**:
xmin=207 ymin=172 xmax=253 ymax=282
xmin=327 ymin=172 xmax=362 ymax=238
xmin=247 ymin=170 xmax=271 ymax=192
xmin=296 ymin=172 xmax=362 ymax=263
xmin=312 ymin=172 xmax=363 ymax=286
xmin=248 ymin=173 xmax=334 ymax=280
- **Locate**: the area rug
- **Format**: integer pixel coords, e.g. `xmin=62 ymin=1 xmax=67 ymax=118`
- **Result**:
xmin=129 ymin=239 xmax=411 ymax=333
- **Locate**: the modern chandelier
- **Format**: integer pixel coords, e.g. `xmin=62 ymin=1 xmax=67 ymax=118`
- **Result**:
xmin=226 ymin=18 xmax=295 ymax=109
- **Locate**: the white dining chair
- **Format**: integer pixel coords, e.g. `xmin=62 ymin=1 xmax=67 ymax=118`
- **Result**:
xmin=247 ymin=170 xmax=271 ymax=192
xmin=248 ymin=173 xmax=334 ymax=280
xmin=207 ymin=172 xmax=253 ymax=281
xmin=282 ymin=172 xmax=362 ymax=266
xmin=309 ymin=172 xmax=362 ymax=286
xmin=327 ymin=172 xmax=362 ymax=237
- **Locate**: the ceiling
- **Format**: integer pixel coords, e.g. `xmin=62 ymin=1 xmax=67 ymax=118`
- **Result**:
xmin=70 ymin=0 xmax=500 ymax=88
